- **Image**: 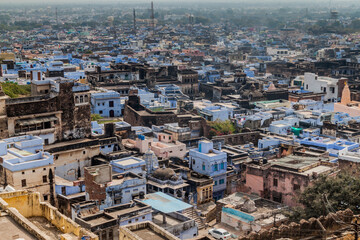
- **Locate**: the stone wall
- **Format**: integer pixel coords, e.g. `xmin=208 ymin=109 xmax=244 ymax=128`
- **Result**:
xmin=212 ymin=132 xmax=261 ymax=145
xmin=0 ymin=190 xmax=98 ymax=240
xmin=239 ymin=209 xmax=354 ymax=240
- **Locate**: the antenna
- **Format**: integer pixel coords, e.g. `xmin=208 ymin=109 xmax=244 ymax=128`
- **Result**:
xmin=151 ymin=1 xmax=155 ymax=35
xmin=133 ymin=8 xmax=136 ymax=34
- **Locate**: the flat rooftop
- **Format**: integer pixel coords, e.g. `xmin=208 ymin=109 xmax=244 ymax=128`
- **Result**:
xmin=112 ymin=157 xmax=144 ymax=166
xmin=153 ymin=213 xmax=182 ymax=228
xmin=271 ymin=155 xmax=321 ymax=171
xmin=105 ymin=205 xmax=142 ymax=219
xmin=132 ymin=228 xmax=168 ymax=240
xmin=0 ymin=214 xmax=37 ymax=240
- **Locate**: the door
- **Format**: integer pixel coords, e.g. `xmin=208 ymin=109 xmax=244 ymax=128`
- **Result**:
xmin=109 ymin=110 xmax=114 ymax=117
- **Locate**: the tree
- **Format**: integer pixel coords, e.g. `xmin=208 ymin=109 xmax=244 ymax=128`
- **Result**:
xmin=289 ymin=172 xmax=360 ymax=222
xmin=208 ymin=120 xmax=237 ymax=137
xmin=91 ymin=114 xmax=103 ymax=121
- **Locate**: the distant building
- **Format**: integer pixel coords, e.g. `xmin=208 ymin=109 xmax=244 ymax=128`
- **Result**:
xmin=91 ymin=90 xmax=123 ymax=117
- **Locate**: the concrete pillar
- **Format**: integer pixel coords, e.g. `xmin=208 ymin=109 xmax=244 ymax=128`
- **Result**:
xmin=162 ymin=213 xmax=166 ymax=224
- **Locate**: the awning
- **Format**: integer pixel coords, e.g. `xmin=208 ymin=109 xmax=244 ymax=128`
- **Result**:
xmin=16 ymin=116 xmax=58 ymax=126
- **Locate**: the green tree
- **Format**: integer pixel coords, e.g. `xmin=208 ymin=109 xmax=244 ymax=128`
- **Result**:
xmin=208 ymin=120 xmax=237 ymax=137
xmin=289 ymin=172 xmax=360 ymax=221
xmin=91 ymin=114 xmax=103 ymax=121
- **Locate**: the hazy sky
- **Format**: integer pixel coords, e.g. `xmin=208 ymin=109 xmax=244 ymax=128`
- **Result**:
xmin=0 ymin=0 xmax=357 ymax=3
xmin=0 ymin=0 xmax=358 ymax=8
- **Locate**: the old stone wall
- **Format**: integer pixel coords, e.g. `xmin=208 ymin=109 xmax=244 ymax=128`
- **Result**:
xmin=212 ymin=132 xmax=261 ymax=145
xmin=6 ymin=97 xmax=58 ymax=117
xmin=239 ymin=209 xmax=354 ymax=240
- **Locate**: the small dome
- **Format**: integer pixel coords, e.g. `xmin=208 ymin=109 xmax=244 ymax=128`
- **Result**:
xmin=152 ymin=167 xmax=177 ymax=181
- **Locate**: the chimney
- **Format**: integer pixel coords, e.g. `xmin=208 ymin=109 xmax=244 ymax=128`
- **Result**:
xmin=104 ymin=123 xmax=115 ymax=138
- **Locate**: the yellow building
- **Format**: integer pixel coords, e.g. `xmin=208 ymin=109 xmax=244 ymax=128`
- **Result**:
xmin=0 ymin=190 xmax=98 ymax=240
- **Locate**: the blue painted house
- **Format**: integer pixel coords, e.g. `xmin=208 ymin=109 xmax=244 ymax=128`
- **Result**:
xmin=91 ymin=90 xmax=122 ymax=117
xmin=189 ymin=140 xmax=227 ymax=201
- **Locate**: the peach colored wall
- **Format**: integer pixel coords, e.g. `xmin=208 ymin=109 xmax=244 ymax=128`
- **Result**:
xmin=334 ymin=103 xmax=360 ymax=117
xmin=245 ymin=174 xmax=264 ymax=196
xmin=151 ymin=141 xmax=186 ymax=159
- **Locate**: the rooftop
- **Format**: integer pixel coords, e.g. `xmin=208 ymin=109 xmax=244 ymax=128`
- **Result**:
xmin=142 ymin=192 xmax=192 ymax=213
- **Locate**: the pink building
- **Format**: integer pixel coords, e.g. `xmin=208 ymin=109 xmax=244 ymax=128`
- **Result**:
xmin=244 ymin=156 xmax=337 ymax=207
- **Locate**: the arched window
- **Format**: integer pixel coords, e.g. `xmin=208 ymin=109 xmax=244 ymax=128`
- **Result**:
xmin=80 ymin=95 xmax=84 ymax=103
xmin=75 ymin=96 xmax=79 ymax=103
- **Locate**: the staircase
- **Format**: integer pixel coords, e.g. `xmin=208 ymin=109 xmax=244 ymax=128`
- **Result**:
xmin=183 ymin=207 xmax=206 ymax=230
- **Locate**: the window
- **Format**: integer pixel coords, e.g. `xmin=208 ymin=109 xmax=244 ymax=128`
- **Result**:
xmin=202 ymin=164 xmax=205 ymax=171
xmin=219 ymin=179 xmax=225 ymax=185
xmin=214 ymin=164 xmax=218 ymax=171
xmin=22 ymin=171 xmax=25 ymax=175
xmin=273 ymin=178 xmax=278 ymax=187
xmin=214 ymin=181 xmax=217 ymax=186
xmin=220 ymin=162 xmax=224 ymax=170
xmin=43 ymin=175 xmax=47 ymax=183
xmin=99 ymin=110 xmax=103 ymax=114
xmin=128 ymin=220 xmax=132 ymax=224
xmin=293 ymin=184 xmax=300 ymax=191
xmin=109 ymin=101 xmax=114 ymax=107
xmin=142 ymin=216 xmax=145 ymax=219
xmin=21 ymin=179 xmax=26 ymax=187
xmin=43 ymin=168 xmax=46 ymax=171
xmin=43 ymin=195 xmax=48 ymax=201
xmin=32 ymin=170 xmax=35 ymax=173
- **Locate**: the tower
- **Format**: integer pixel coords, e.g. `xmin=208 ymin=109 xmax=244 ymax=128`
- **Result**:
xmin=143 ymin=149 xmax=158 ymax=175
xmin=151 ymin=1 xmax=155 ymax=35
xmin=133 ymin=8 xmax=136 ymax=34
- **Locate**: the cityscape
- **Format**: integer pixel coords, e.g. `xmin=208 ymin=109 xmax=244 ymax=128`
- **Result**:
xmin=1 ymin=0 xmax=360 ymax=239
